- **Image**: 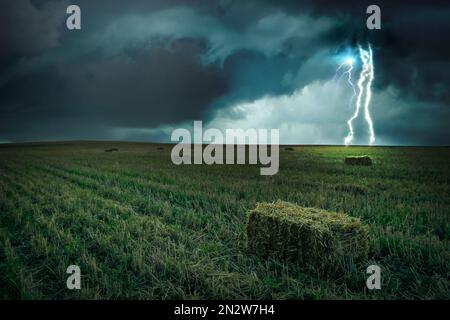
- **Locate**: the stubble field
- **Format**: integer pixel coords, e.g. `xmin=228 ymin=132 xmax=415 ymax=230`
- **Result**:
xmin=0 ymin=142 xmax=448 ymax=299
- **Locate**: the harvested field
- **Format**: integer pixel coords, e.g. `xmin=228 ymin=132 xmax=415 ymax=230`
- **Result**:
xmin=0 ymin=142 xmax=448 ymax=299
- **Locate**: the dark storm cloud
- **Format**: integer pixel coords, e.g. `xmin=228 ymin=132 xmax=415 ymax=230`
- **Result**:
xmin=0 ymin=38 xmax=228 ymax=140
xmin=0 ymin=0 xmax=449 ymax=144
xmin=0 ymin=0 xmax=68 ymax=71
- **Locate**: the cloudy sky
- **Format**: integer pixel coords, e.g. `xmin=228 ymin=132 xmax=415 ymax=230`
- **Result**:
xmin=1 ymin=0 xmax=449 ymax=145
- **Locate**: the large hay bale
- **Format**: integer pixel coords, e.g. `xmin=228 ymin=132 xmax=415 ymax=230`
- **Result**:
xmin=345 ymin=155 xmax=372 ymax=166
xmin=247 ymin=201 xmax=369 ymax=271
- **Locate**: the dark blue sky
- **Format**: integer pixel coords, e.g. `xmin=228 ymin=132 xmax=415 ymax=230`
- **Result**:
xmin=1 ymin=0 xmax=449 ymax=145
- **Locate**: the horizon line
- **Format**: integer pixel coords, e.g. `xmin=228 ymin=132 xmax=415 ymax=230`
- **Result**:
xmin=0 ymin=139 xmax=449 ymax=148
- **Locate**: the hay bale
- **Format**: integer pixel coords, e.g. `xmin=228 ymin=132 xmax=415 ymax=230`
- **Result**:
xmin=104 ymin=148 xmax=119 ymax=152
xmin=344 ymin=155 xmax=372 ymax=166
xmin=246 ymin=201 xmax=369 ymax=271
xmin=284 ymin=147 xmax=295 ymax=151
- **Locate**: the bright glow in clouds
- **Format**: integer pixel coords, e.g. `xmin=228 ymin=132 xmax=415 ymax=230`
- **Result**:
xmin=344 ymin=45 xmax=376 ymax=145
xmin=345 ymin=57 xmax=355 ymax=65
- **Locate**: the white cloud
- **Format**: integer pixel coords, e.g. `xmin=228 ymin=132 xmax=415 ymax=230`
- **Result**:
xmin=206 ymin=79 xmax=353 ymax=144
xmin=111 ymin=76 xmax=449 ymax=146
xmin=203 ymin=80 xmax=450 ymax=145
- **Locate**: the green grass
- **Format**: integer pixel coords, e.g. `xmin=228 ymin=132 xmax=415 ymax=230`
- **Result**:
xmin=0 ymin=142 xmax=448 ymax=299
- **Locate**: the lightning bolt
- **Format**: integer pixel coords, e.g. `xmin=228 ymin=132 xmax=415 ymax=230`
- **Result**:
xmin=362 ymin=46 xmax=375 ymax=145
xmin=335 ymin=58 xmax=357 ymax=112
xmin=344 ymin=44 xmax=376 ymax=146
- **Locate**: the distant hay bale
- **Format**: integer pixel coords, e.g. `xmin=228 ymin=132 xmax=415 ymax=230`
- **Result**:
xmin=284 ymin=147 xmax=295 ymax=151
xmin=246 ymin=201 xmax=369 ymax=271
xmin=344 ymin=155 xmax=372 ymax=166
xmin=104 ymin=148 xmax=119 ymax=152
xmin=157 ymin=146 xmax=164 ymax=150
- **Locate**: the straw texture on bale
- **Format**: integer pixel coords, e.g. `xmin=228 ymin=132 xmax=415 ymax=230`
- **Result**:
xmin=247 ymin=201 xmax=369 ymax=271
xmin=345 ymin=155 xmax=372 ymax=166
